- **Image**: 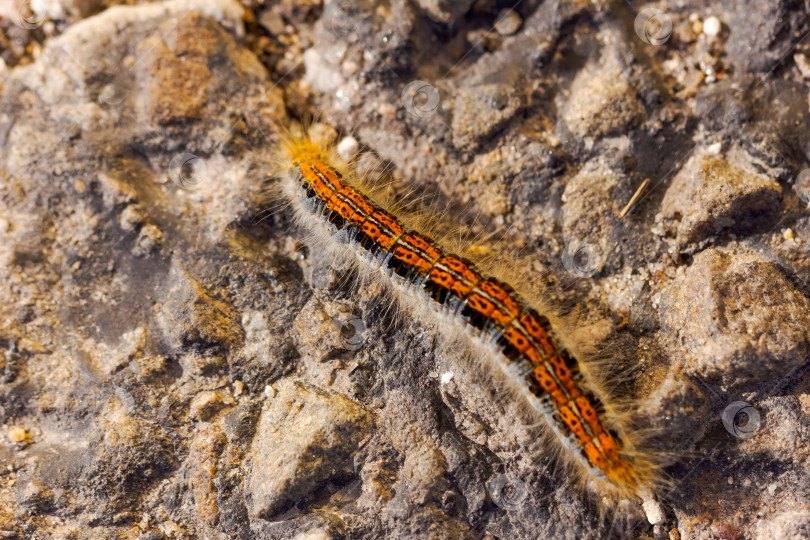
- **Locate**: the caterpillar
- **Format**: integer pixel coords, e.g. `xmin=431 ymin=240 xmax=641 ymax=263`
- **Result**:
xmin=273 ymin=128 xmax=661 ymax=516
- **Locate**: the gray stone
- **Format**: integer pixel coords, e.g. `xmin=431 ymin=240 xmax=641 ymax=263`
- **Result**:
xmin=452 ymin=83 xmax=525 ymax=150
xmin=638 ymin=370 xmax=712 ymax=444
xmin=415 ymin=0 xmax=474 ymax=23
xmin=726 ymin=0 xmax=808 ymax=73
xmin=561 ymin=44 xmax=644 ymax=139
xmin=561 ymin=145 xmax=634 ymax=274
xmin=248 ymin=380 xmax=373 ymax=518
xmin=660 ymin=248 xmax=810 ymax=390
xmin=660 ymin=147 xmax=783 ymax=244
xmin=15 ymin=397 xmax=176 ymax=520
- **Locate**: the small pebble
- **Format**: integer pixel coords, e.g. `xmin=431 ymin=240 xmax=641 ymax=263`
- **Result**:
xmin=233 ymin=380 xmax=244 ymax=397
xmin=669 ymin=529 xmax=681 ymax=540
xmin=783 ymin=228 xmax=794 ymax=240
xmin=642 ymin=499 xmax=666 ymax=525
xmin=440 ymin=372 xmax=454 ymax=384
xmin=703 ymin=16 xmax=721 ymax=37
xmin=337 ymin=136 xmax=359 ymax=161
xmin=119 ymin=204 xmax=145 ymax=231
xmin=494 ymin=9 xmax=522 ymax=36
xmin=136 ymin=223 xmax=164 ymax=251
xmin=707 ymin=141 xmax=722 ymax=155
xmin=342 ymin=59 xmax=359 ymax=76
xmin=8 ymin=426 xmax=27 ymax=443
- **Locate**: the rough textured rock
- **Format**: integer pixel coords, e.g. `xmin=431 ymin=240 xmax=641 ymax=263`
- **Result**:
xmin=156 ymin=263 xmax=245 ymax=353
xmin=14 ymin=396 xmax=176 ymax=522
xmin=660 ymin=248 xmax=810 ymax=390
xmin=248 ymin=380 xmax=373 ymax=519
xmin=188 ymin=425 xmax=227 ymax=526
xmin=660 ymin=146 xmax=783 ymax=244
xmin=415 ymin=0 xmax=474 ymax=23
xmin=561 ymin=140 xmax=635 ymax=274
xmin=1 ymin=1 xmax=809 ymax=539
xmin=756 ymin=510 xmax=810 ymax=540
xmin=726 ymin=0 xmax=809 ymax=73
xmin=451 ymin=83 xmax=525 ymax=151
xmin=561 ymin=41 xmax=645 ymax=140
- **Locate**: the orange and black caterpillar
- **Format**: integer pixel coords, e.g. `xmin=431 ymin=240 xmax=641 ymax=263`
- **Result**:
xmin=276 ymin=131 xmax=659 ymax=508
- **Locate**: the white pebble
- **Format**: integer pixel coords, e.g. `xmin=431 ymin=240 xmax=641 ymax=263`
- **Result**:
xmin=642 ymin=499 xmax=666 ymax=525
xmin=703 ymin=16 xmax=721 ymax=37
xmin=337 ymin=136 xmax=360 ymax=161
xmin=440 ymin=372 xmax=454 ymax=384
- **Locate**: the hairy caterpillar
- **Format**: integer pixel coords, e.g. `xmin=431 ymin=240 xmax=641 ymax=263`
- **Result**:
xmin=272 ymin=128 xmax=661 ymax=515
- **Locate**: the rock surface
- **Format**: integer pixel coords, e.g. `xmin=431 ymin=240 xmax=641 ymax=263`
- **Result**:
xmin=660 ymin=146 xmax=783 ymax=244
xmin=561 ymin=42 xmax=645 ymax=140
xmin=660 ymin=248 xmax=810 ymax=391
xmin=248 ymin=380 xmax=373 ymax=519
xmin=0 ymin=1 xmax=809 ymax=539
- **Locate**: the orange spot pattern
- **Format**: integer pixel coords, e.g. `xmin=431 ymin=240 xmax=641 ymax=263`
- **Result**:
xmin=427 ymin=256 xmax=481 ymax=297
xmin=392 ymin=232 xmax=442 ymax=273
xmin=519 ymin=311 xmax=557 ymax=356
xmin=361 ymin=210 xmax=403 ymax=249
